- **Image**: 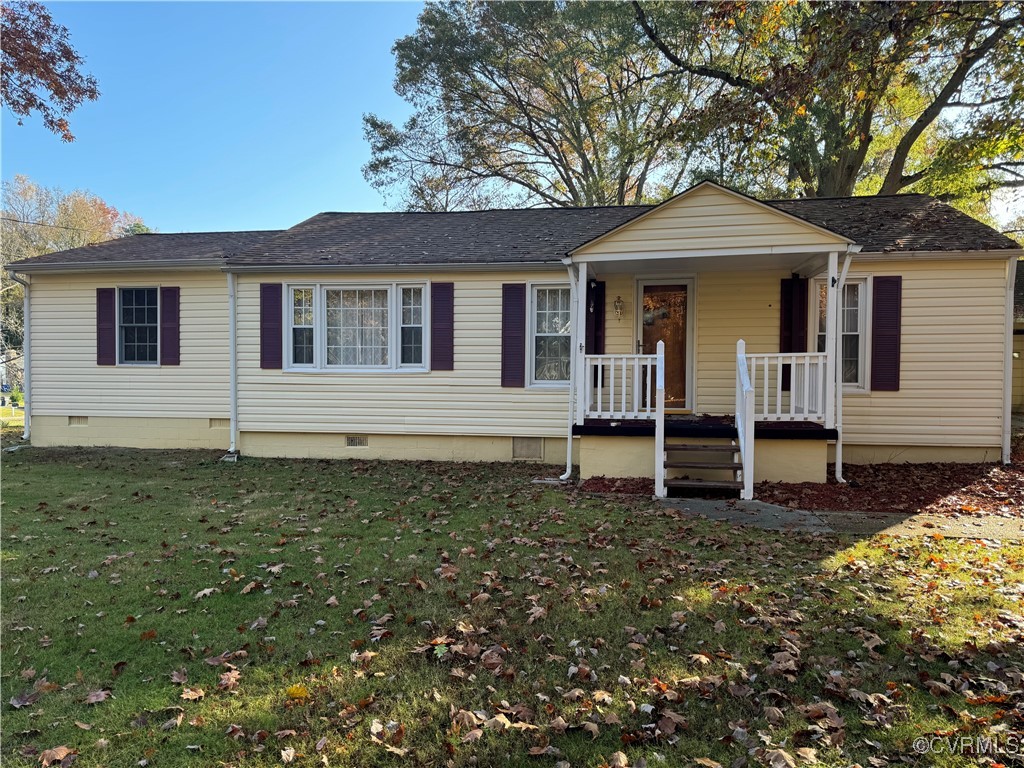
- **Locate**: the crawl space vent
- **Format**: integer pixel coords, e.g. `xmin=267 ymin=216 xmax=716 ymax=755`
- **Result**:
xmin=346 ymin=435 xmax=369 ymax=448
xmin=512 ymin=437 xmax=543 ymax=460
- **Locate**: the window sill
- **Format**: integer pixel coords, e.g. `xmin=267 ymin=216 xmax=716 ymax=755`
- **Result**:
xmin=282 ymin=367 xmax=431 ymax=375
xmin=528 ymin=381 xmax=571 ymax=390
xmin=842 ymin=386 xmax=871 ymax=396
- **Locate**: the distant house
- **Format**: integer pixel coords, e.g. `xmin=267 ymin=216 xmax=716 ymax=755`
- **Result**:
xmin=8 ymin=182 xmax=1021 ymax=498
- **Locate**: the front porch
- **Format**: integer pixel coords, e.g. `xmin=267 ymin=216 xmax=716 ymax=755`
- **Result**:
xmin=564 ymin=190 xmax=858 ymax=498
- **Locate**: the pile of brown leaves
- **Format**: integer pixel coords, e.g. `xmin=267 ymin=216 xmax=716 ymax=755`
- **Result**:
xmin=759 ymin=460 xmax=1024 ymax=517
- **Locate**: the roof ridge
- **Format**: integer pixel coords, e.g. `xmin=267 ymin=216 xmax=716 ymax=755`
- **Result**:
xmin=768 ymin=192 xmax=933 ymax=203
xmin=136 ymin=229 xmax=284 ymax=236
xmin=312 ymin=205 xmax=656 ymax=216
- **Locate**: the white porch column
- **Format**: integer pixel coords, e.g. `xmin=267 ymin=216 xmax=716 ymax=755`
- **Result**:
xmin=824 ymin=251 xmax=838 ymax=430
xmin=574 ymin=265 xmax=589 ymax=426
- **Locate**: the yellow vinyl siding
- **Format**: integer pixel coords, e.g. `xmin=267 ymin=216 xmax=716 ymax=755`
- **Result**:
xmin=595 ymin=259 xmax=1007 ymax=450
xmin=695 ymin=270 xmax=789 ymax=414
xmin=840 ymin=259 xmax=1006 ymax=448
xmin=29 ymin=270 xmax=229 ymax=418
xmin=600 ymin=274 xmax=636 ymax=354
xmin=575 ymin=185 xmax=848 ymax=256
xmin=235 ymin=270 xmax=571 ymax=437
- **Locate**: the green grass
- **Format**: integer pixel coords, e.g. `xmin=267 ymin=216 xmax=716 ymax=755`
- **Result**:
xmin=2 ymin=446 xmax=1022 ymax=767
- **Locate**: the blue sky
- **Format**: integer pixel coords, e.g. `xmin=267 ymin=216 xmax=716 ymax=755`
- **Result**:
xmin=1 ymin=1 xmax=423 ymax=232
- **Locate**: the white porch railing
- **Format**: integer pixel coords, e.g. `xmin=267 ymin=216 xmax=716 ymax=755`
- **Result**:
xmin=735 ymin=340 xmax=755 ymax=501
xmin=583 ymin=354 xmax=659 ymax=420
xmin=745 ymin=352 xmax=827 ymax=422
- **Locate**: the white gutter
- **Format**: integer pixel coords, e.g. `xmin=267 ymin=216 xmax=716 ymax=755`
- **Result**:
xmin=7 ymin=270 xmax=30 ymax=440
xmin=11 ymin=259 xmax=225 ymax=273
xmin=227 ymin=271 xmax=239 ymax=453
xmin=1003 ymin=256 xmax=1018 ymax=464
xmin=560 ymin=260 xmax=579 ymax=481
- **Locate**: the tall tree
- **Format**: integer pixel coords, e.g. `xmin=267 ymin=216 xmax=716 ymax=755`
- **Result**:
xmin=1 ymin=175 xmax=150 ymax=349
xmin=363 ymin=1 xmax=743 ymax=210
xmin=1 ymin=1 xmax=99 ymax=141
xmin=632 ymin=0 xmax=1024 ymax=202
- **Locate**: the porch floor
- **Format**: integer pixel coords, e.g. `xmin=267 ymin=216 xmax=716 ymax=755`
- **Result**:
xmin=573 ymin=413 xmax=837 ymax=440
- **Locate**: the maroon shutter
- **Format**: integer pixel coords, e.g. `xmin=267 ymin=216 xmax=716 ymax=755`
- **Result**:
xmin=430 ymin=282 xmax=455 ymax=371
xmin=779 ymin=277 xmax=808 ymax=390
xmin=96 ymin=288 xmax=117 ymax=366
xmin=584 ymin=280 xmax=606 ymax=355
xmin=260 ymin=283 xmax=283 ymax=369
xmin=501 ymin=284 xmax=527 ymax=387
xmin=159 ymin=287 xmax=180 ymax=365
xmin=871 ymin=276 xmax=902 ymax=391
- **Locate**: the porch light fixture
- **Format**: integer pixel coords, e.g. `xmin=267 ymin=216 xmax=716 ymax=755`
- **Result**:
xmin=613 ymin=295 xmax=624 ymax=321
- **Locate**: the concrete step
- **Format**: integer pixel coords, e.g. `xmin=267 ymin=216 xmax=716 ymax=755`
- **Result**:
xmin=664 ymin=443 xmax=738 ymax=452
xmin=664 ymin=478 xmax=744 ymax=490
xmin=664 ymin=460 xmax=742 ymax=470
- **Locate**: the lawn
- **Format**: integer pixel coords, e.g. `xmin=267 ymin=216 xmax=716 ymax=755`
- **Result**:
xmin=2 ymin=445 xmax=1022 ymax=768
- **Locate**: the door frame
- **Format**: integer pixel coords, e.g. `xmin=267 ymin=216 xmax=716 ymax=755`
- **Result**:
xmin=635 ymin=277 xmax=696 ymax=412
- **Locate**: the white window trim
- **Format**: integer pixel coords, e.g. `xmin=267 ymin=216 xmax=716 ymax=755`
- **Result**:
xmin=527 ymin=281 xmax=572 ymax=388
xmin=283 ymin=281 xmax=430 ymax=373
xmin=117 ymin=285 xmax=160 ymax=367
xmin=810 ymin=275 xmax=872 ymax=394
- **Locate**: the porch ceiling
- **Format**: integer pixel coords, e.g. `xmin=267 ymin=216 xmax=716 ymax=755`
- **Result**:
xmin=580 ymin=249 xmax=833 ymax=276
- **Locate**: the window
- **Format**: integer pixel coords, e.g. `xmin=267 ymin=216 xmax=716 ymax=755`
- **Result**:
xmin=119 ymin=287 xmax=158 ymax=364
xmin=531 ymin=285 xmax=571 ymax=384
xmin=400 ymin=287 xmax=424 ymax=366
xmin=326 ymin=288 xmax=389 ymax=366
xmin=285 ymin=283 xmax=427 ymax=371
xmin=814 ymin=278 xmax=868 ymax=388
xmin=291 ymin=288 xmax=314 ymax=365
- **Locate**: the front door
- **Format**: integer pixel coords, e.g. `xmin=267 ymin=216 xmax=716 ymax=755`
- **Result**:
xmin=640 ymin=283 xmax=688 ymax=409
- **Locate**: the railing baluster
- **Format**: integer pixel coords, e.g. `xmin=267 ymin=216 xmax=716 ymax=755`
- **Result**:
xmin=609 ymin=358 xmax=616 ymax=417
xmin=632 ymin=358 xmax=640 ymax=419
xmin=645 ymin=361 xmax=653 ymax=417
xmin=774 ymin=358 xmax=783 ymax=419
xmin=620 ymin=357 xmax=627 ymax=417
xmin=802 ymin=355 xmax=810 ymax=417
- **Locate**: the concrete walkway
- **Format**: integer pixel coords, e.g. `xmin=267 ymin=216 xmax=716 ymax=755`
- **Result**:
xmin=662 ymin=497 xmax=1024 ymax=540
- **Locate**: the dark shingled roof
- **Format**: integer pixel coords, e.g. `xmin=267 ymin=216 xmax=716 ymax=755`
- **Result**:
xmin=10 ymin=231 xmax=281 ymax=269
xmin=229 ymin=193 xmax=1019 ymax=268
xmin=227 ymin=208 xmax=650 ymax=268
xmin=768 ymin=194 xmax=1021 ymax=254
xmin=9 ymin=190 xmax=1019 ymax=272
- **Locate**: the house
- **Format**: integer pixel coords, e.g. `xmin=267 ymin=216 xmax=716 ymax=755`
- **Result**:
xmin=8 ymin=182 xmax=1020 ymax=499
xmin=1015 ymin=260 xmax=1024 ymax=413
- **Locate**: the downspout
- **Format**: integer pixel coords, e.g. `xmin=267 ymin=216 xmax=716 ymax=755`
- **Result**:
xmin=7 ymin=270 xmax=30 ymax=441
xmin=560 ymin=260 xmax=579 ymax=481
xmin=1003 ymin=255 xmax=1018 ymax=464
xmin=227 ymin=271 xmax=238 ymax=453
xmin=833 ymin=246 xmax=859 ymax=483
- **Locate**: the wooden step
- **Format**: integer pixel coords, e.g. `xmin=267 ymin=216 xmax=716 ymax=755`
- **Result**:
xmin=664 ymin=478 xmax=743 ymax=490
xmin=664 ymin=460 xmax=742 ymax=470
xmin=664 ymin=443 xmax=737 ymax=452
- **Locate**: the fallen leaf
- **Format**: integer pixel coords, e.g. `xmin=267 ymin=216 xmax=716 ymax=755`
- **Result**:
xmin=84 ymin=689 xmax=111 ymax=705
xmin=39 ymin=746 xmax=77 ymax=767
xmin=765 ymin=748 xmax=798 ymax=768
